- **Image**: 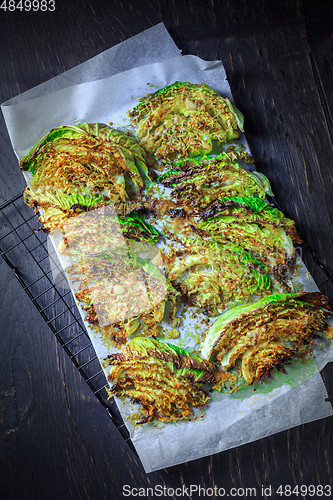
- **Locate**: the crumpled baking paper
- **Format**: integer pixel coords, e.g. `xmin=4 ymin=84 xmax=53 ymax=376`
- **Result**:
xmin=2 ymin=23 xmax=333 ymax=474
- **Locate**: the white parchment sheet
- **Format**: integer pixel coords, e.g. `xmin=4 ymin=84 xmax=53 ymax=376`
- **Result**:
xmin=2 ymin=24 xmax=333 ymax=473
xmin=3 ymin=23 xmax=182 ymax=106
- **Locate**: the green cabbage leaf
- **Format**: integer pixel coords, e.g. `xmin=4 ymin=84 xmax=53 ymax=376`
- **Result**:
xmin=131 ymin=82 xmax=244 ymax=160
xmin=200 ymin=292 xmax=331 ymax=378
xmin=108 ymin=337 xmax=215 ymax=423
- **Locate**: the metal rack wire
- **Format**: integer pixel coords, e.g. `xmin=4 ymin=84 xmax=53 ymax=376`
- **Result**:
xmin=0 ymin=192 xmax=136 ymax=455
xmin=1 ymin=193 xmax=333 ymax=452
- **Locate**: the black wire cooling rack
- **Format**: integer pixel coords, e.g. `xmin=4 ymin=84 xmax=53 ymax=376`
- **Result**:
xmin=1 ymin=193 xmax=333 ymax=452
xmin=0 ymin=192 xmax=136 ymax=455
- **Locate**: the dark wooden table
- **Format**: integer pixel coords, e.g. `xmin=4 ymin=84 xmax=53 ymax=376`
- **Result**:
xmin=1 ymin=1 xmax=333 ymax=498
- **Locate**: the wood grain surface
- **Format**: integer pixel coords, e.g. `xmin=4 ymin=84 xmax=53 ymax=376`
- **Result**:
xmin=1 ymin=1 xmax=333 ymax=499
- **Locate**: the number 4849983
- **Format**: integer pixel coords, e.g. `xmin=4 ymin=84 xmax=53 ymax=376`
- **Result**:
xmin=0 ymin=0 xmax=55 ymax=11
xmin=276 ymin=484 xmax=331 ymax=496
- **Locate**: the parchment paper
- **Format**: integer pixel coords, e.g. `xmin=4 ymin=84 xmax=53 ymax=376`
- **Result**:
xmin=3 ymin=23 xmax=181 ymax=106
xmin=2 ymin=24 xmax=333 ymax=474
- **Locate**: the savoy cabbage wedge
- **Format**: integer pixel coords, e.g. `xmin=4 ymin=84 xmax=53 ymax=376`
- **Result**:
xmin=108 ymin=337 xmax=215 ymax=423
xmin=200 ymin=292 xmax=331 ymax=384
xmin=20 ymin=123 xmax=149 ymax=232
xmin=157 ymin=153 xmax=273 ymax=216
xmin=131 ymin=82 xmax=244 ymax=160
xmin=198 ymin=195 xmax=301 ymax=270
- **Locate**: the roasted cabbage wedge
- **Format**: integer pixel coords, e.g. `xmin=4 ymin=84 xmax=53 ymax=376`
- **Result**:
xmin=58 ymin=204 xmax=174 ymax=345
xmin=108 ymin=337 xmax=215 ymax=423
xmin=200 ymin=292 xmax=331 ymax=384
xmin=57 ymin=207 xmax=160 ymax=255
xmin=19 ymin=123 xmax=148 ymax=232
xmin=130 ymin=81 xmax=244 ymax=160
xmin=198 ymin=196 xmax=301 ymax=270
xmin=166 ymin=232 xmax=271 ymax=312
xmin=157 ymin=153 xmax=273 ymax=216
xmin=68 ymin=249 xmax=179 ymax=346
